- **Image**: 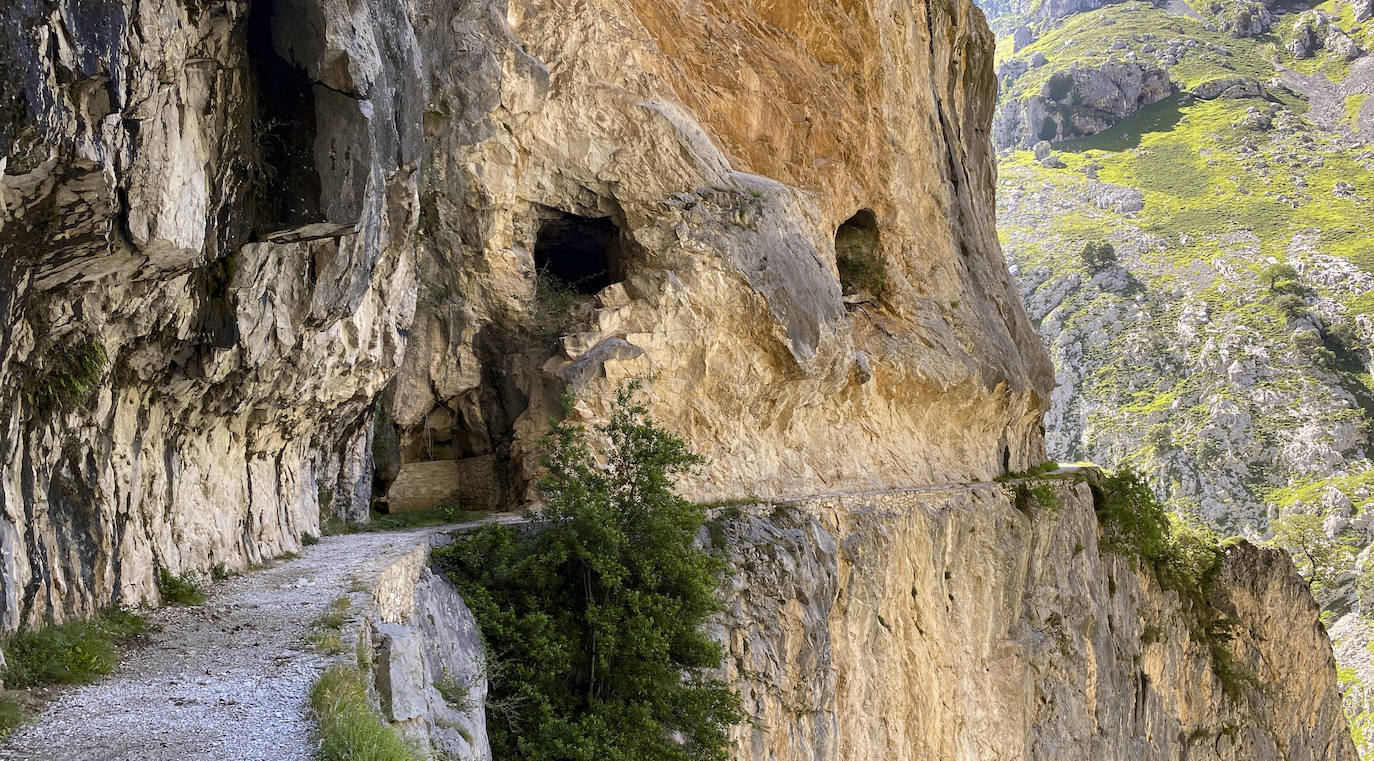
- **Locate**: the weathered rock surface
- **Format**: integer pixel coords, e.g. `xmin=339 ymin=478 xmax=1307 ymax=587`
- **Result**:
xmin=994 ymin=62 xmax=1171 ymax=148
xmin=711 ymin=483 xmax=1357 ymax=761
xmin=0 ymin=0 xmax=1054 ymax=629
xmin=0 ymin=0 xmax=419 ymax=630
xmin=392 ymin=0 xmax=1054 ymax=505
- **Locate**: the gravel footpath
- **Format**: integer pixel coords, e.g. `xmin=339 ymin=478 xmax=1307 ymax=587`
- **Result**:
xmin=0 ymin=528 xmax=449 ymax=761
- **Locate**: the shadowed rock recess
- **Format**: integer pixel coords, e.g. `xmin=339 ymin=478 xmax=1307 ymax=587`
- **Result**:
xmin=0 ymin=0 xmax=1355 ymax=758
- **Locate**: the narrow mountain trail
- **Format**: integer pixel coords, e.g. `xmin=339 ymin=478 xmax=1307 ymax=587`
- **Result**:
xmin=0 ymin=526 xmax=474 ymax=761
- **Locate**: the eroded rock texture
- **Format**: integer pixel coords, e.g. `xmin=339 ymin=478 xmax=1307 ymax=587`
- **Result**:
xmin=0 ymin=0 xmax=1051 ymax=628
xmin=712 ymin=484 xmax=1357 ymax=761
xmin=0 ymin=0 xmax=420 ymax=628
xmin=392 ymin=0 xmax=1053 ymax=503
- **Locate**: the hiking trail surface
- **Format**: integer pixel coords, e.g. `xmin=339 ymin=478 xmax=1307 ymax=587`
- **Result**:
xmin=0 ymin=526 xmax=467 ymax=761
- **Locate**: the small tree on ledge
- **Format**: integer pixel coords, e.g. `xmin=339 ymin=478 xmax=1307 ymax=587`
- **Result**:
xmin=437 ymin=380 xmax=741 ymax=761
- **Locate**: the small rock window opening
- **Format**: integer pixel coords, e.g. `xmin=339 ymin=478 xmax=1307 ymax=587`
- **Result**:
xmin=835 ymin=209 xmax=885 ymax=299
xmin=533 ymin=211 xmax=624 ymax=295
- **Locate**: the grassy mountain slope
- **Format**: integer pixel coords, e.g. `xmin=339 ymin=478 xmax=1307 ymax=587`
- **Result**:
xmin=985 ymin=0 xmax=1374 ymax=751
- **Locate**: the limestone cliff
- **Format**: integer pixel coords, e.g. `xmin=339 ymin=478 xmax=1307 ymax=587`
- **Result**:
xmin=0 ymin=0 xmax=1050 ymax=630
xmin=0 ymin=0 xmax=1356 ymax=757
xmin=712 ymin=483 xmax=1356 ymax=761
xmin=393 ymin=0 xmax=1053 ymax=504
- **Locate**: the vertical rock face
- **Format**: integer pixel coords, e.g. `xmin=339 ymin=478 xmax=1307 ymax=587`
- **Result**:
xmin=0 ymin=0 xmax=420 ymax=629
xmin=394 ymin=0 xmax=1053 ymax=503
xmin=711 ymin=484 xmax=1357 ymax=761
xmin=0 ymin=0 xmax=1052 ymax=627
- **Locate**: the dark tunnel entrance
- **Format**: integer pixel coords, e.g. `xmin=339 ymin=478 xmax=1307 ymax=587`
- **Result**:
xmin=533 ymin=211 xmax=625 ymax=295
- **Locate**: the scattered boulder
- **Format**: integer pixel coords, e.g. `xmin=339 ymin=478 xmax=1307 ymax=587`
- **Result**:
xmin=1033 ymin=140 xmax=1054 ymax=160
xmin=1030 ymin=51 xmax=1049 ymax=67
xmin=1013 ymin=25 xmax=1034 ymax=52
xmin=1192 ymin=77 xmax=1264 ymax=100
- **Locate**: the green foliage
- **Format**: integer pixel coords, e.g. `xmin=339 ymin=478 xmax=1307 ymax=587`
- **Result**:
xmin=307 ymin=597 xmax=352 ymax=655
xmin=157 ymin=568 xmax=206 ymax=606
xmin=1260 ymin=262 xmax=1302 ymax=295
xmin=1095 ymin=468 xmax=1259 ymax=695
xmin=364 ymin=504 xmax=485 ymax=532
xmin=310 ymin=664 xmax=423 ymax=761
xmin=532 ymin=269 xmax=586 ymax=342
xmin=1096 ymin=468 xmax=1170 ymax=561
xmin=435 ymin=381 xmax=742 ymax=761
xmin=1144 ymin=423 xmax=1174 ymax=451
xmin=0 ymin=694 xmax=27 ymax=737
xmin=19 ymin=336 xmax=107 ymax=416
xmin=1 ymin=609 xmax=147 ymax=689
xmin=1014 ymin=482 xmax=1061 ymax=515
xmin=836 ymin=245 xmax=887 ymax=298
xmin=302 ymin=532 xmax=320 ymax=547
xmin=1079 ymin=241 xmax=1117 ymax=271
xmin=1269 ymin=513 xmax=1355 ymax=601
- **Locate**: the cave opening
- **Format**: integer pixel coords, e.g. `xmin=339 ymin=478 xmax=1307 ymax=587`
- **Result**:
xmin=246 ymin=0 xmax=323 ymax=234
xmin=533 ymin=210 xmax=625 ymax=295
xmin=835 ymin=209 xmax=885 ymax=298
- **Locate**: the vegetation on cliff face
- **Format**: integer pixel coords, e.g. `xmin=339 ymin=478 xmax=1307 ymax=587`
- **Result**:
xmin=983 ymin=0 xmax=1374 ymax=750
xmin=436 ymin=383 xmax=741 ymax=760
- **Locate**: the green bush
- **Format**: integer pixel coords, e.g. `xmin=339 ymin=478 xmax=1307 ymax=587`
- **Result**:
xmin=2 ymin=609 xmax=146 ymax=689
xmin=310 ymin=665 xmax=422 ymax=761
xmin=1095 ymin=467 xmax=1169 ymax=561
xmin=836 ymin=246 xmax=887 ymax=298
xmin=435 ymin=381 xmax=742 ymax=761
xmin=1096 ymin=468 xmax=1255 ymax=695
xmin=1079 ymin=240 xmax=1118 ymax=271
xmin=157 ymin=568 xmax=206 ymax=606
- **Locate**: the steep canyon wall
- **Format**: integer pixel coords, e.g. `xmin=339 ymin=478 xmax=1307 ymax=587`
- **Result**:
xmin=0 ymin=0 xmax=1049 ymax=629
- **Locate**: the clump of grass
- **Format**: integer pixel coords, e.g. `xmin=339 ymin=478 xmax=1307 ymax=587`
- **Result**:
xmin=307 ymin=597 xmax=352 ymax=656
xmin=309 ymin=665 xmax=423 ymax=761
xmin=363 ymin=504 xmax=484 ymax=533
xmin=0 ymin=694 xmax=27 ymax=737
xmin=2 ymin=609 xmax=147 ymax=689
xmin=210 ymin=563 xmax=239 ymax=581
xmin=157 ymin=569 xmax=206 ymax=606
xmin=302 ymin=533 xmax=320 ymax=547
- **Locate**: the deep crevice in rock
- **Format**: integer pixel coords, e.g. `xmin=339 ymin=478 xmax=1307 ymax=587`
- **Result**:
xmin=246 ymin=0 xmax=324 ymax=235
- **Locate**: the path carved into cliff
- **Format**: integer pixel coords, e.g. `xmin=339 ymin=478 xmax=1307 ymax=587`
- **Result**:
xmin=0 ymin=524 xmax=498 ymax=761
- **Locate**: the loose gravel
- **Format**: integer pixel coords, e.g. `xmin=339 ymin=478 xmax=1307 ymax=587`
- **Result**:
xmin=0 ymin=528 xmax=444 ymax=761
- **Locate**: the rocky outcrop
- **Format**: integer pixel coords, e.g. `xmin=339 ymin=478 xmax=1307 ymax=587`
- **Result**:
xmin=711 ymin=482 xmax=1357 ymax=761
xmin=0 ymin=0 xmax=1052 ymax=629
xmin=362 ymin=535 xmax=489 ymax=761
xmin=994 ymin=61 xmax=1171 ymax=148
xmin=0 ymin=0 xmax=420 ymax=630
xmin=392 ymin=0 xmax=1053 ymax=505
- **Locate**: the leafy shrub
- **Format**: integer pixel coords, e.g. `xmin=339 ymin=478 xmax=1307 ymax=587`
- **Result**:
xmin=1079 ymin=240 xmax=1118 ymax=271
xmin=310 ymin=664 xmax=423 ymax=761
xmin=1273 ymin=292 xmax=1308 ymax=318
xmin=1144 ymin=423 xmax=1173 ymax=451
xmin=19 ymin=337 xmax=107 ymax=416
xmin=531 ymin=269 xmax=585 ymax=342
xmin=1095 ymin=467 xmax=1169 ymax=561
xmin=0 ymin=695 xmax=26 ymax=737
xmin=1270 ymin=513 xmax=1354 ymax=603
xmin=2 ymin=609 xmax=146 ymax=689
xmin=1095 ymin=468 xmax=1255 ymax=696
xmin=435 ymin=381 xmax=741 ymax=761
xmin=836 ymin=245 xmax=887 ymax=298
xmin=157 ymin=568 xmax=207 ymax=606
